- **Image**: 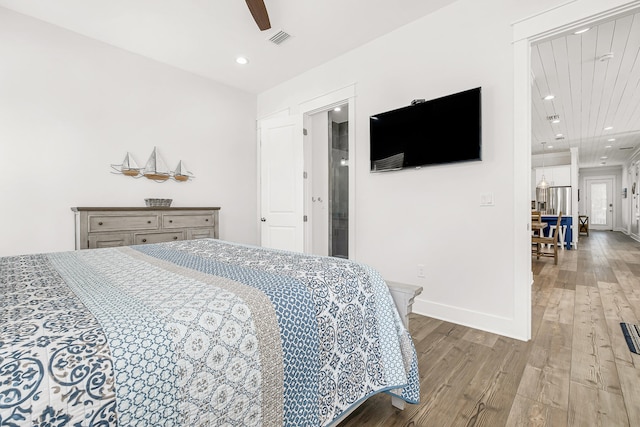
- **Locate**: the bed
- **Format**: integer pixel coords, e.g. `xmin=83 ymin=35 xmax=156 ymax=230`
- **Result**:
xmin=0 ymin=238 xmax=419 ymax=426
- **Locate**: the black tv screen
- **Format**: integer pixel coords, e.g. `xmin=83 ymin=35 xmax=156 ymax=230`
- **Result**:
xmin=370 ymin=87 xmax=482 ymax=171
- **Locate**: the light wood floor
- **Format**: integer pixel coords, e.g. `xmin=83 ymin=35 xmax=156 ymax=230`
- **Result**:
xmin=340 ymin=231 xmax=640 ymax=426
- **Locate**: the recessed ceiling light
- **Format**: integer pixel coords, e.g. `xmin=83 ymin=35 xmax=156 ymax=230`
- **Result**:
xmin=605 ymin=145 xmax=612 ymax=148
xmin=556 ymin=133 xmax=563 ymax=138
xmin=601 ymin=156 xmax=608 ymax=160
xmin=552 ymin=119 xmax=560 ymax=124
xmin=543 ymin=94 xmax=555 ymax=101
xmin=334 ymin=107 xmax=341 ymax=112
xmin=604 ymin=126 xmax=613 ymax=130
xmin=574 ymin=27 xmax=591 ymax=35
xmin=236 ymin=56 xmax=249 ymax=65
xmin=607 ymin=138 xmax=616 ymax=142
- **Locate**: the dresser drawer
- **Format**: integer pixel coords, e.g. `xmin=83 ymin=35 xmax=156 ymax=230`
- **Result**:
xmin=187 ymin=228 xmax=215 ymax=240
xmin=89 ymin=233 xmax=133 ymax=248
xmin=89 ymin=215 xmax=159 ymax=232
xmin=163 ymin=214 xmax=214 ymax=229
xmin=134 ymin=231 xmax=184 ymax=245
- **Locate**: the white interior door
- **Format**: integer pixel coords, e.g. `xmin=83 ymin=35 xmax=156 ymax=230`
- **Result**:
xmin=587 ymin=178 xmax=613 ymax=231
xmin=260 ymin=115 xmax=304 ymax=252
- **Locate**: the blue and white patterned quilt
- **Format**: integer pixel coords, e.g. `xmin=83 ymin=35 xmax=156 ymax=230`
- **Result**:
xmin=0 ymin=239 xmax=419 ymax=426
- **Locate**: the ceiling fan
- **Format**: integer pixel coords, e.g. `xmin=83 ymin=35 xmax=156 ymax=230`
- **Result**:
xmin=245 ymin=0 xmax=271 ymax=31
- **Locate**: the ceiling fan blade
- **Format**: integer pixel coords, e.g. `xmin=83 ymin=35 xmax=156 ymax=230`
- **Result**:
xmin=245 ymin=0 xmax=271 ymax=31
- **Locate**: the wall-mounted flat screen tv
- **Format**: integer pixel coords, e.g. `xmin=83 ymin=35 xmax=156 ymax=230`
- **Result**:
xmin=370 ymin=87 xmax=482 ymax=172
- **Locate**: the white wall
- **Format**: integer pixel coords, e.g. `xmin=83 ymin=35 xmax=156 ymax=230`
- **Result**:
xmin=0 ymin=7 xmax=258 ymax=257
xmin=257 ymin=0 xmax=563 ymax=339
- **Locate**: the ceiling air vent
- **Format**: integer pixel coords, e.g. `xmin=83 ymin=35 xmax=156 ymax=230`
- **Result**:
xmin=268 ymin=30 xmax=291 ymax=45
xmin=619 ymin=146 xmax=635 ymax=150
xmin=546 ymin=114 xmax=560 ymax=121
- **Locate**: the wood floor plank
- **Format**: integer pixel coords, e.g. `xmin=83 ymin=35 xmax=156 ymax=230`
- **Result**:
xmin=505 ymin=394 xmax=567 ymax=427
xmin=570 ymin=285 xmax=622 ymax=394
xmin=603 ymin=316 xmax=636 ymax=370
xmin=391 ymin=340 xmax=497 ymax=427
xmin=533 ymin=319 xmax=572 ymax=350
xmin=627 ymin=263 xmax=640 ymax=277
xmin=515 ymin=346 xmax=571 ymax=410
xmin=449 ymin=337 xmax=531 ymax=427
xmin=613 ymin=269 xmax=640 ymax=320
xmin=575 ymin=269 xmax=598 ymax=288
xmin=461 ymin=328 xmax=499 ymax=348
xmin=616 ymin=362 xmax=640 ymax=426
xmin=409 ymin=314 xmax=443 ymax=343
xmin=542 ymin=289 xmax=574 ymax=325
xmin=567 ymin=381 xmax=629 ymax=427
xmin=554 ymin=269 xmax=577 ymax=290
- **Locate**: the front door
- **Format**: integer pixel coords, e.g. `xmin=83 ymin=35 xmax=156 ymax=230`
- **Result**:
xmin=586 ymin=178 xmax=613 ymax=231
xmin=259 ymin=116 xmax=304 ymax=252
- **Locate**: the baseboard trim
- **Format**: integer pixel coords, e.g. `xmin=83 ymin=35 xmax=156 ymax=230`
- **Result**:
xmin=412 ymin=298 xmax=527 ymax=341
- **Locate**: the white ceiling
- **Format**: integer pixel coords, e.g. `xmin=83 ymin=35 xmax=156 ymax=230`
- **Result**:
xmin=0 ymin=0 xmax=457 ymax=94
xmin=531 ymin=9 xmax=640 ymax=169
xmin=3 ymin=1 xmax=639 ymax=170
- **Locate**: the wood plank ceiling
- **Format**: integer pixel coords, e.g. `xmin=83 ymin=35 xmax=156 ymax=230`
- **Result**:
xmin=531 ymin=10 xmax=640 ymax=168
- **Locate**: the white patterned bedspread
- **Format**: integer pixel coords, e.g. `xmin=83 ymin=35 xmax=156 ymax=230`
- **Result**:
xmin=0 ymin=239 xmax=419 ymax=426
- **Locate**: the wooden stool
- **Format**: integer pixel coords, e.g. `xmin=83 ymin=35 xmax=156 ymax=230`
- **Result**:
xmin=578 ymin=215 xmax=589 ymax=236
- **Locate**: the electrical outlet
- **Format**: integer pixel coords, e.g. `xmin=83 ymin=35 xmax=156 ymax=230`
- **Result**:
xmin=417 ymin=264 xmax=425 ymax=278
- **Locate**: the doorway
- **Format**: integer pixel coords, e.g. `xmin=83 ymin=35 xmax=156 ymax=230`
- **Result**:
xmin=513 ymin=0 xmax=640 ymax=341
xmin=307 ymin=104 xmax=349 ymax=258
xmin=586 ymin=178 xmax=614 ymax=230
xmin=328 ymin=105 xmax=349 ymax=258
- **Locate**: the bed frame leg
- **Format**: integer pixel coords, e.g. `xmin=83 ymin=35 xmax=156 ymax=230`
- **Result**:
xmin=391 ymin=395 xmax=405 ymax=410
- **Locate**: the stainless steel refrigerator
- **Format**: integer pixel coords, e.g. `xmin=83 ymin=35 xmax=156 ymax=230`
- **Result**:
xmin=546 ymin=186 xmax=572 ymax=215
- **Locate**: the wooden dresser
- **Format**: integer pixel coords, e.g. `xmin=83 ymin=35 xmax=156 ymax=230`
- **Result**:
xmin=71 ymin=207 xmax=220 ymax=250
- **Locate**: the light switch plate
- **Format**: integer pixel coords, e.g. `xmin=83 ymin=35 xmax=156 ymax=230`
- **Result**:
xmin=480 ymin=192 xmax=495 ymax=206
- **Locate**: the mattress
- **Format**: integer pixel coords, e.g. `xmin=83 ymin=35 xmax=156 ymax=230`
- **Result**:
xmin=0 ymin=238 xmax=419 ymax=426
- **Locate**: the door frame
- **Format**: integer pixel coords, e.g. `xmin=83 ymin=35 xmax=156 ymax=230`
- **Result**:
xmin=512 ymin=0 xmax=640 ymax=341
xmin=299 ymin=84 xmax=356 ymax=259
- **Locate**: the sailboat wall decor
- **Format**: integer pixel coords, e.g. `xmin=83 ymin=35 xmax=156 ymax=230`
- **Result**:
xmin=111 ymin=147 xmax=195 ymax=182
xmin=111 ymin=152 xmax=142 ymax=177
xmin=173 ymin=160 xmax=194 ymax=181
xmin=143 ymin=147 xmax=171 ymax=181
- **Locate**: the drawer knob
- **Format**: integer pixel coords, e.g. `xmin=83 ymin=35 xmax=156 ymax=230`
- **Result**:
xmin=169 ymin=220 xmax=173 ymax=223
xmin=142 ymin=238 xmax=147 ymax=243
xmin=98 ymin=222 xmax=103 ymax=226
xmin=205 ymin=219 xmax=209 ymax=222
xmin=147 ymin=220 xmax=151 ymax=224
xmin=173 ymin=236 xmax=178 ymax=240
